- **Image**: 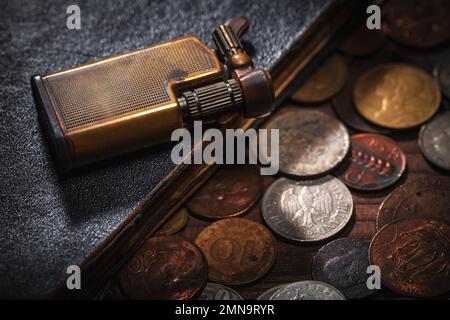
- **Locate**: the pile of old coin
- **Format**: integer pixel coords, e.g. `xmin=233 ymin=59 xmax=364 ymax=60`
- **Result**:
xmin=108 ymin=0 xmax=450 ymax=300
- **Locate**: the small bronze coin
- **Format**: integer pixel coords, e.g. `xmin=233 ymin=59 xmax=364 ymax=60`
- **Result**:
xmin=292 ymin=54 xmax=348 ymax=103
xmin=195 ymin=218 xmax=276 ymax=285
xmin=198 ymin=283 xmax=243 ymax=300
xmin=354 ymin=63 xmax=441 ymax=129
xmin=369 ymin=218 xmax=450 ymax=297
xmin=119 ymin=235 xmax=207 ymax=300
xmin=262 ymin=176 xmax=353 ymax=242
xmin=382 ymin=0 xmax=450 ymax=49
xmin=312 ymin=238 xmax=373 ymax=299
xmin=419 ymin=111 xmax=450 ymax=170
xmin=155 ymin=207 xmax=189 ymax=236
xmin=377 ymin=178 xmax=450 ymax=230
xmin=262 ymin=109 xmax=350 ymax=177
xmin=435 ymin=52 xmax=450 ymax=99
xmin=187 ymin=165 xmax=261 ymax=219
xmin=339 ymin=26 xmax=385 ymax=57
xmin=333 ymin=58 xmax=393 ymax=134
xmin=336 ymin=133 xmax=406 ymax=191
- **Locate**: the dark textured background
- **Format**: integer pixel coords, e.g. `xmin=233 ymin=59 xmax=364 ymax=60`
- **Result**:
xmin=0 ymin=0 xmax=331 ymax=298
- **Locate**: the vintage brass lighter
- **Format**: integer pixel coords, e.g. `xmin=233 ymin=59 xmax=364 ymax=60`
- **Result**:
xmin=31 ymin=17 xmax=274 ymax=172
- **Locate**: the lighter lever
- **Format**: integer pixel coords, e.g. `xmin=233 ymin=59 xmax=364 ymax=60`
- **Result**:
xmin=31 ymin=17 xmax=274 ymax=173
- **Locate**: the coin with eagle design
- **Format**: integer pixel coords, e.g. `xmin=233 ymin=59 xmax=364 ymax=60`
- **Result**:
xmin=262 ymin=176 xmax=353 ymax=242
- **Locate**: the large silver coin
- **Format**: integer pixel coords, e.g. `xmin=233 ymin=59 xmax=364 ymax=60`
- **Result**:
xmin=262 ymin=176 xmax=353 ymax=242
xmin=198 ymin=283 xmax=243 ymax=300
xmin=419 ymin=111 xmax=450 ymax=170
xmin=271 ymin=281 xmax=346 ymax=300
xmin=256 ymin=284 xmax=288 ymax=300
xmin=261 ymin=109 xmax=350 ymax=177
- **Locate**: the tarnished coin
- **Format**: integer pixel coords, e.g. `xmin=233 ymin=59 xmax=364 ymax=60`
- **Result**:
xmin=312 ymin=238 xmax=373 ymax=299
xmin=257 ymin=284 xmax=288 ymax=300
xmin=195 ymin=218 xmax=276 ymax=285
xmin=198 ymin=283 xmax=243 ymax=300
xmin=262 ymin=176 xmax=353 ymax=242
xmin=382 ymin=0 xmax=450 ymax=48
xmin=271 ymin=281 xmax=346 ymax=300
xmin=262 ymin=109 xmax=349 ymax=177
xmin=187 ymin=165 xmax=261 ymax=219
xmin=419 ymin=111 xmax=450 ymax=170
xmin=369 ymin=218 xmax=450 ymax=297
xmin=435 ymin=52 xmax=450 ymax=99
xmin=354 ymin=63 xmax=441 ymax=129
xmin=336 ymin=134 xmax=406 ymax=191
xmin=339 ymin=26 xmax=385 ymax=57
xmin=155 ymin=207 xmax=188 ymax=236
xmin=119 ymin=235 xmax=207 ymax=300
xmin=377 ymin=178 xmax=450 ymax=230
xmin=292 ymin=54 xmax=348 ymax=103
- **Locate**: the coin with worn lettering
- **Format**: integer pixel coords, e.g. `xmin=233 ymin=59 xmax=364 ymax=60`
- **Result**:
xmin=419 ymin=112 xmax=450 ymax=170
xmin=197 ymin=283 xmax=243 ymax=300
xmin=382 ymin=0 xmax=450 ymax=48
xmin=339 ymin=26 xmax=385 ymax=57
xmin=354 ymin=63 xmax=441 ymax=129
xmin=155 ymin=207 xmax=189 ymax=236
xmin=370 ymin=218 xmax=450 ymax=297
xmin=262 ymin=109 xmax=349 ymax=177
xmin=187 ymin=165 xmax=261 ymax=219
xmin=262 ymin=176 xmax=353 ymax=242
xmin=435 ymin=52 xmax=450 ymax=99
xmin=257 ymin=284 xmax=288 ymax=300
xmin=119 ymin=235 xmax=207 ymax=300
xmin=271 ymin=281 xmax=346 ymax=300
xmin=336 ymin=134 xmax=406 ymax=191
xmin=377 ymin=178 xmax=450 ymax=230
xmin=292 ymin=54 xmax=348 ymax=103
xmin=195 ymin=218 xmax=276 ymax=285
xmin=312 ymin=238 xmax=373 ymax=299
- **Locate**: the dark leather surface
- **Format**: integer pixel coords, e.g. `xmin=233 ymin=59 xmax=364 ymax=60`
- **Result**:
xmin=0 ymin=0 xmax=332 ymax=298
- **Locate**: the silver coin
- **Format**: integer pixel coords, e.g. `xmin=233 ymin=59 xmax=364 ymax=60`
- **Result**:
xmin=197 ymin=283 xmax=243 ymax=300
xmin=256 ymin=284 xmax=288 ymax=300
xmin=261 ymin=109 xmax=350 ymax=177
xmin=419 ymin=111 xmax=450 ymax=170
xmin=271 ymin=281 xmax=346 ymax=300
xmin=262 ymin=176 xmax=353 ymax=242
xmin=435 ymin=51 xmax=450 ymax=99
xmin=312 ymin=238 xmax=374 ymax=299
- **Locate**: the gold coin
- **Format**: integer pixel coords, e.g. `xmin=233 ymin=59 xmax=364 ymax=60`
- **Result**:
xmin=292 ymin=54 xmax=348 ymax=103
xmin=155 ymin=207 xmax=188 ymax=236
xmin=353 ymin=63 xmax=441 ymax=129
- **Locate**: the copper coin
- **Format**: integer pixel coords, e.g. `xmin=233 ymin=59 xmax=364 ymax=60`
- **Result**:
xmin=369 ymin=218 xmax=450 ymax=297
xmin=336 ymin=134 xmax=406 ymax=191
xmin=377 ymin=178 xmax=450 ymax=230
xmin=187 ymin=165 xmax=261 ymax=219
xmin=382 ymin=0 xmax=450 ymax=48
xmin=312 ymin=238 xmax=374 ymax=299
xmin=353 ymin=63 xmax=441 ymax=129
xmin=119 ymin=235 xmax=207 ymax=300
xmin=195 ymin=218 xmax=276 ymax=285
xmin=292 ymin=54 xmax=348 ymax=103
xmin=339 ymin=26 xmax=385 ymax=57
xmin=262 ymin=109 xmax=350 ymax=177
xmin=155 ymin=207 xmax=189 ymax=236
